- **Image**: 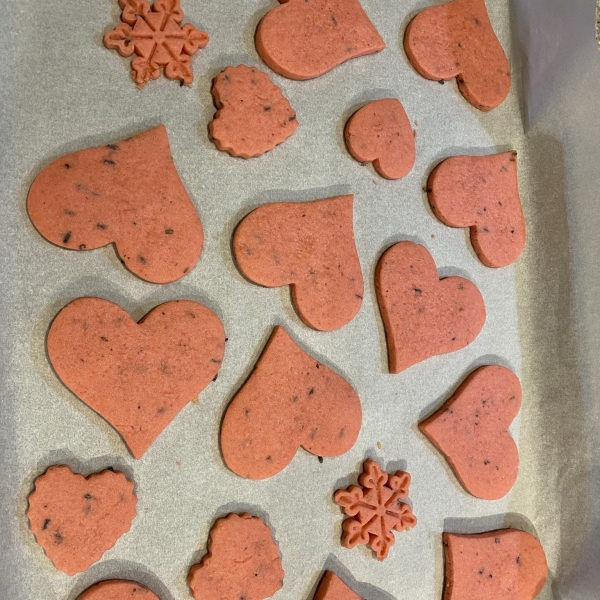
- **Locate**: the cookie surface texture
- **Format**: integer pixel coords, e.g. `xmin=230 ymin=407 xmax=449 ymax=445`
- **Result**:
xmin=420 ymin=365 xmax=521 ymax=500
xmin=428 ymin=152 xmax=526 ymax=267
xmin=256 ymin=0 xmax=386 ymax=80
xmin=188 ymin=513 xmax=284 ymax=600
xmin=404 ymin=0 xmax=510 ymax=111
xmin=221 ymin=326 xmax=362 ymax=479
xmin=313 ymin=571 xmax=362 ymax=600
xmin=78 ymin=580 xmax=160 ymax=600
xmin=27 ymin=466 xmax=137 ymax=576
xmin=375 ymin=241 xmax=486 ymax=373
xmin=233 ymin=195 xmax=363 ymax=331
xmin=209 ymin=65 xmax=298 ymax=158
xmin=104 ymin=0 xmax=209 ymax=88
xmin=27 ymin=125 xmax=204 ymax=284
xmin=47 ymin=297 xmax=225 ymax=458
xmin=344 ymin=98 xmax=415 ymax=179
xmin=443 ymin=529 xmax=548 ymax=599
xmin=334 ymin=459 xmax=416 ymax=561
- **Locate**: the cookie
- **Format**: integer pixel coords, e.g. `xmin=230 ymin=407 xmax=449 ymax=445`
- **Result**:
xmin=428 ymin=152 xmax=526 ymax=268
xmin=47 ymin=297 xmax=225 ymax=458
xmin=221 ymin=326 xmax=362 ymax=480
xmin=78 ymin=580 xmax=160 ymax=600
xmin=375 ymin=241 xmax=486 ymax=373
xmin=27 ymin=465 xmax=136 ymax=576
xmin=443 ymin=529 xmax=548 ymax=599
xmin=256 ymin=0 xmax=385 ymax=80
xmin=188 ymin=513 xmax=284 ymax=600
xmin=313 ymin=571 xmax=362 ymax=600
xmin=104 ymin=0 xmax=209 ymax=88
xmin=344 ymin=98 xmax=415 ymax=179
xmin=233 ymin=195 xmax=363 ymax=331
xmin=334 ymin=459 xmax=416 ymax=561
xmin=404 ymin=0 xmax=511 ymax=111
xmin=209 ymin=65 xmax=298 ymax=158
xmin=27 ymin=125 xmax=203 ymax=284
xmin=420 ymin=366 xmax=522 ymax=500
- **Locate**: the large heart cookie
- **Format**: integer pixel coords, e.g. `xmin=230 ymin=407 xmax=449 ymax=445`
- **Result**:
xmin=256 ymin=0 xmax=386 ymax=80
xmin=344 ymin=98 xmax=415 ymax=180
xmin=220 ymin=326 xmax=362 ymax=479
xmin=27 ymin=125 xmax=203 ymax=284
xmin=209 ymin=65 xmax=298 ymax=158
xmin=233 ymin=195 xmax=363 ymax=331
xmin=375 ymin=241 xmax=486 ymax=373
xmin=443 ymin=529 xmax=548 ymax=599
xmin=404 ymin=0 xmax=511 ymax=111
xmin=78 ymin=580 xmax=159 ymax=600
xmin=188 ymin=513 xmax=284 ymax=600
xmin=47 ymin=297 xmax=225 ymax=458
xmin=420 ymin=366 xmax=522 ymax=500
xmin=428 ymin=152 xmax=526 ymax=268
xmin=27 ymin=465 xmax=137 ymax=575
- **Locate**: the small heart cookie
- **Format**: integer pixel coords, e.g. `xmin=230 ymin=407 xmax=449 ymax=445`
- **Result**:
xmin=443 ymin=529 xmax=548 ymax=599
xmin=420 ymin=365 xmax=522 ymax=500
xmin=375 ymin=241 xmax=486 ymax=373
xmin=27 ymin=465 xmax=137 ymax=576
xmin=428 ymin=152 xmax=526 ymax=268
xmin=209 ymin=65 xmax=298 ymax=158
xmin=27 ymin=126 xmax=203 ymax=283
xmin=233 ymin=195 xmax=363 ymax=331
xmin=404 ymin=0 xmax=511 ymax=111
xmin=188 ymin=513 xmax=284 ymax=600
xmin=344 ymin=98 xmax=415 ymax=180
xmin=221 ymin=326 xmax=362 ymax=479
xmin=47 ymin=297 xmax=225 ymax=458
xmin=256 ymin=0 xmax=385 ymax=80
xmin=78 ymin=580 xmax=160 ymax=600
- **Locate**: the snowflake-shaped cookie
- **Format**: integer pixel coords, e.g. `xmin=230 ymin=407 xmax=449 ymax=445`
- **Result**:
xmin=334 ymin=458 xmax=417 ymax=560
xmin=104 ymin=0 xmax=208 ymax=88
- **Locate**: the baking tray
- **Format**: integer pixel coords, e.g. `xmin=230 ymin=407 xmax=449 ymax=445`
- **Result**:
xmin=0 ymin=0 xmax=597 ymax=598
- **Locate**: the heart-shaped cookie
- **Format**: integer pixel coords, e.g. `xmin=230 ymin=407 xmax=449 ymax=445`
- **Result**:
xmin=27 ymin=125 xmax=203 ymax=283
xmin=404 ymin=0 xmax=511 ymax=111
xmin=233 ymin=195 xmax=363 ymax=331
xmin=27 ymin=465 xmax=137 ymax=576
xmin=428 ymin=152 xmax=526 ymax=268
xmin=256 ymin=0 xmax=386 ymax=80
xmin=209 ymin=65 xmax=298 ymax=158
xmin=344 ymin=98 xmax=415 ymax=180
xmin=47 ymin=297 xmax=225 ymax=458
xmin=220 ymin=326 xmax=362 ymax=479
xmin=188 ymin=513 xmax=284 ymax=600
xmin=443 ymin=529 xmax=548 ymax=599
xmin=375 ymin=241 xmax=486 ymax=373
xmin=78 ymin=580 xmax=160 ymax=600
xmin=420 ymin=365 xmax=522 ymax=500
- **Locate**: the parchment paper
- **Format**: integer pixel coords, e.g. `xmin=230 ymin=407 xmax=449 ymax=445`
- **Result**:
xmin=0 ymin=0 xmax=593 ymax=598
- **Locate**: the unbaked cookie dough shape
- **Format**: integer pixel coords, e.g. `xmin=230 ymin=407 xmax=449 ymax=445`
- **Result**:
xmin=404 ymin=0 xmax=511 ymax=111
xmin=188 ymin=513 xmax=284 ymax=600
xmin=312 ymin=571 xmax=362 ymax=600
xmin=427 ymin=152 xmax=526 ymax=267
xmin=420 ymin=365 xmax=522 ymax=500
xmin=77 ymin=580 xmax=160 ymax=600
xmin=233 ymin=195 xmax=363 ymax=331
xmin=27 ymin=125 xmax=203 ymax=284
xmin=375 ymin=241 xmax=486 ymax=373
xmin=209 ymin=65 xmax=298 ymax=158
xmin=256 ymin=0 xmax=386 ymax=80
xmin=221 ymin=326 xmax=362 ymax=480
xmin=47 ymin=297 xmax=225 ymax=458
xmin=443 ymin=529 xmax=548 ymax=600
xmin=344 ymin=98 xmax=415 ymax=179
xmin=27 ymin=465 xmax=137 ymax=576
